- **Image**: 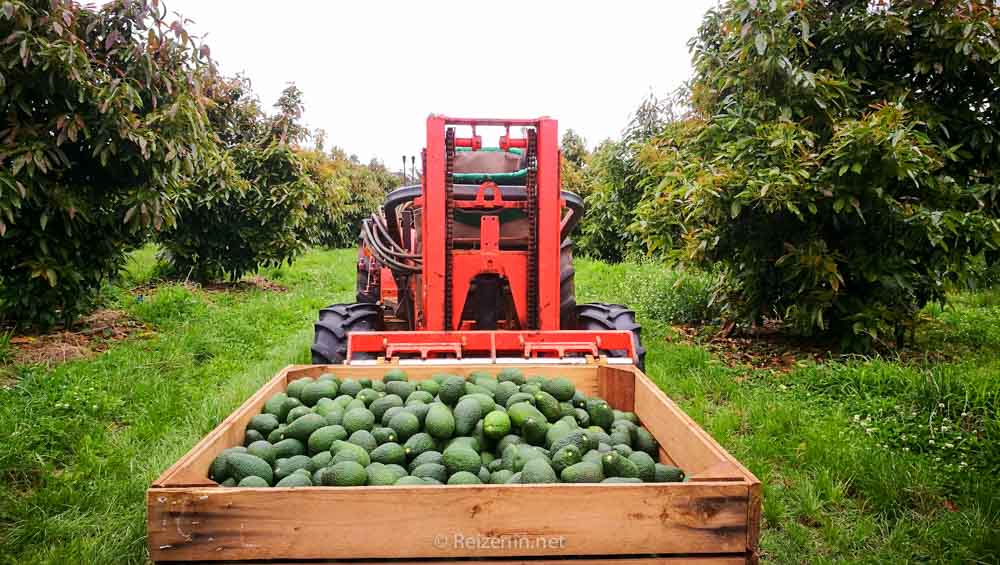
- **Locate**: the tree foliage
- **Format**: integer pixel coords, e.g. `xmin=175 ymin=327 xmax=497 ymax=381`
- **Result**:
xmin=0 ymin=0 xmax=216 ymax=326
xmin=576 ymin=94 xmax=674 ymax=262
xmin=304 ymin=148 xmax=399 ymax=249
xmin=636 ymin=0 xmax=1000 ymax=349
xmin=157 ymin=80 xmax=322 ymax=282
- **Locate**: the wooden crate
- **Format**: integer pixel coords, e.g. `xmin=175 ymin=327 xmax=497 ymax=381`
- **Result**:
xmin=148 ymin=363 xmax=761 ymax=564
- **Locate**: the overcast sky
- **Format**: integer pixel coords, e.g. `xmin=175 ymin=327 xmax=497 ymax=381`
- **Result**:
xmin=165 ymin=1 xmax=718 ymax=168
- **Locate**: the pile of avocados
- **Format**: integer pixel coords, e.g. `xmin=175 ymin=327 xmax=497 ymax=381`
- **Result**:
xmin=209 ymin=369 xmax=686 ymax=487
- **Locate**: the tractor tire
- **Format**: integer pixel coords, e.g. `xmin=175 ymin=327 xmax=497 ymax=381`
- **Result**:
xmin=575 ymin=302 xmax=646 ymax=370
xmin=560 ymin=238 xmax=577 ymax=330
xmin=312 ymin=303 xmax=381 ymax=364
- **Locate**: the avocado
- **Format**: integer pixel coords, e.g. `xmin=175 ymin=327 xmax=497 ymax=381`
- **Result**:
xmin=406 ymin=390 xmax=434 ymax=404
xmin=585 ymin=398 xmax=615 ymax=431
xmin=601 ymin=451 xmax=640 ymax=479
xmin=237 ymin=476 xmax=270 ymax=488
xmin=272 ymin=438 xmax=306 ymax=459
xmin=275 ymin=473 xmax=312 ymax=487
xmin=496 ymin=367 xmax=525 ymax=385
xmin=629 ymin=451 xmax=656 ymax=482
xmin=438 ymin=376 xmax=468 ymax=406
xmin=442 ymin=445 xmax=481 ymax=476
xmin=321 ymin=461 xmax=367 ymax=486
xmin=383 ymin=368 xmax=408 ymax=382
xmin=411 ymin=462 xmax=448 ymax=483
xmin=551 ymin=444 xmax=583 ymax=474
xmin=286 ymin=377 xmax=313 ymax=400
xmin=633 ymin=427 xmax=659 ymax=456
xmin=301 ymin=380 xmax=339 ymax=407
xmin=417 ymin=379 xmax=441 ymax=396
xmin=395 ymin=475 xmax=430 ymax=486
xmin=366 ymin=462 xmax=401 ymax=485
xmin=247 ymin=413 xmax=280 ymax=437
xmin=243 ymin=429 xmax=264 ymax=446
xmin=653 ymin=463 xmax=685 ymax=483
xmin=348 ymin=429 xmax=378 ymax=452
xmin=482 ymin=410 xmax=511 ymax=439
xmin=520 ymin=458 xmax=558 ymax=483
xmin=371 ymin=442 xmax=406 ymax=465
xmin=388 ymin=410 xmax=420 ymax=441
xmin=307 ymin=425 xmax=347 ymax=454
xmin=339 ymin=379 xmax=363 ymax=397
xmin=246 ymin=440 xmax=277 ymax=465
xmin=453 ymin=398 xmax=482 ymax=436
xmin=283 ymin=413 xmax=326 ymax=443
xmin=533 ymin=391 xmax=562 ymax=422
xmin=507 ymin=402 xmax=545 ymax=428
xmin=541 ymin=377 xmax=576 ymax=402
xmin=285 ymin=405 xmax=313 ymax=424
xmin=343 ymin=408 xmax=376 ymax=434
xmin=355 ymin=388 xmax=382 ymax=407
xmin=560 ymin=461 xmax=604 ymax=483
xmin=227 ymin=452 xmax=273 ymax=486
xmin=372 ymin=426 xmax=399 ymax=445
xmin=408 ymin=450 xmax=443 ymax=473
xmin=403 ymin=432 xmax=436 ymax=459
xmin=416 ymin=403 xmax=451 ymax=441
xmin=505 ymin=392 xmax=535 ymax=409
xmin=384 ymin=380 xmax=416 ymax=401
xmin=447 ymin=471 xmax=482 ymax=484
xmin=490 ymin=469 xmax=515 ymax=484
xmin=262 ymin=393 xmax=288 ymax=417
xmin=274 ymin=455 xmax=314 ymax=481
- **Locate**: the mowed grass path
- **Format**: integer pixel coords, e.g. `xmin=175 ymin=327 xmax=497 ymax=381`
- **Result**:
xmin=0 ymin=248 xmax=997 ymax=563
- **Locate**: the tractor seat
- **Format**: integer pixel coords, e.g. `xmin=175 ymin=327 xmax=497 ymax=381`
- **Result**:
xmin=453 ymin=148 xmax=528 ymax=186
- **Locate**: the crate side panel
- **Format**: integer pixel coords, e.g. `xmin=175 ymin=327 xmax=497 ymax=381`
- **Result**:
xmin=147 ymin=483 xmax=749 ymax=562
xmin=632 ymin=373 xmax=745 ymax=480
xmin=209 ymin=558 xmax=749 ymax=565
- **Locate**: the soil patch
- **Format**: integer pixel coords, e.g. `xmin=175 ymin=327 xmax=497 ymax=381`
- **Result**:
xmin=666 ymin=319 xmax=954 ymax=372
xmin=3 ymin=309 xmax=152 ymax=369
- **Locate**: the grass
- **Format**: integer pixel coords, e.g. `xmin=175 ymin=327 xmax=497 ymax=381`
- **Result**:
xmin=0 ymin=249 xmax=997 ymax=563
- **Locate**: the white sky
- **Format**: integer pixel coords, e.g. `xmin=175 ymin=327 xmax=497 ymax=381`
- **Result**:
xmin=165 ymin=0 xmax=717 ymax=167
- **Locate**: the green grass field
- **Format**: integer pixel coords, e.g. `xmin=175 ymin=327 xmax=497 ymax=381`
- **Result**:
xmin=0 ymin=248 xmax=997 ymax=563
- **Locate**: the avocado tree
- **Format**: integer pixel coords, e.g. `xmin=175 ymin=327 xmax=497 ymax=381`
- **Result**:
xmin=637 ymin=0 xmax=1000 ymax=349
xmin=0 ymin=0 xmax=217 ymax=326
xmin=157 ymin=80 xmax=323 ymax=282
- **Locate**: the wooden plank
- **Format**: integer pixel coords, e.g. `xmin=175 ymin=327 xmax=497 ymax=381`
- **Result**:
xmin=152 ymin=367 xmax=293 ymax=487
xmin=747 ymin=480 xmax=762 ymax=564
xmin=147 ymin=482 xmax=750 ymax=562
xmin=597 ymin=365 xmax=635 ymax=412
xmin=632 ymin=372 xmax=744 ymax=480
xmin=212 ymin=558 xmax=748 ymax=565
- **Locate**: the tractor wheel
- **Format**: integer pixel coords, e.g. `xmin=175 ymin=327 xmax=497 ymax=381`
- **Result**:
xmin=560 ymin=238 xmax=577 ymax=330
xmin=312 ymin=303 xmax=381 ymax=364
xmin=575 ymin=302 xmax=646 ymax=370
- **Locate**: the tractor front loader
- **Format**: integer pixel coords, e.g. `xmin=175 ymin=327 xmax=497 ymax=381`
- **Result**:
xmin=311 ymin=116 xmax=645 ymax=368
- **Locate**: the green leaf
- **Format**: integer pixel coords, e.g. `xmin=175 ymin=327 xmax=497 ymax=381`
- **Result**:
xmin=755 ymin=32 xmax=768 ymax=56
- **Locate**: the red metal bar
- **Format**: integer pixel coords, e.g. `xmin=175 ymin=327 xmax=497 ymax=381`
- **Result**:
xmin=347 ymin=330 xmax=637 ymax=362
xmin=434 ymin=115 xmax=549 ymax=127
xmin=423 ymin=116 xmax=447 ymax=330
xmin=454 ymin=136 xmax=482 ymax=150
xmin=535 ymin=118 xmax=561 ymax=330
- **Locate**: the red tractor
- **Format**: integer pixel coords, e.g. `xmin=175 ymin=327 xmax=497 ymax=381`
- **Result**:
xmin=311 ymin=116 xmax=645 ymax=368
